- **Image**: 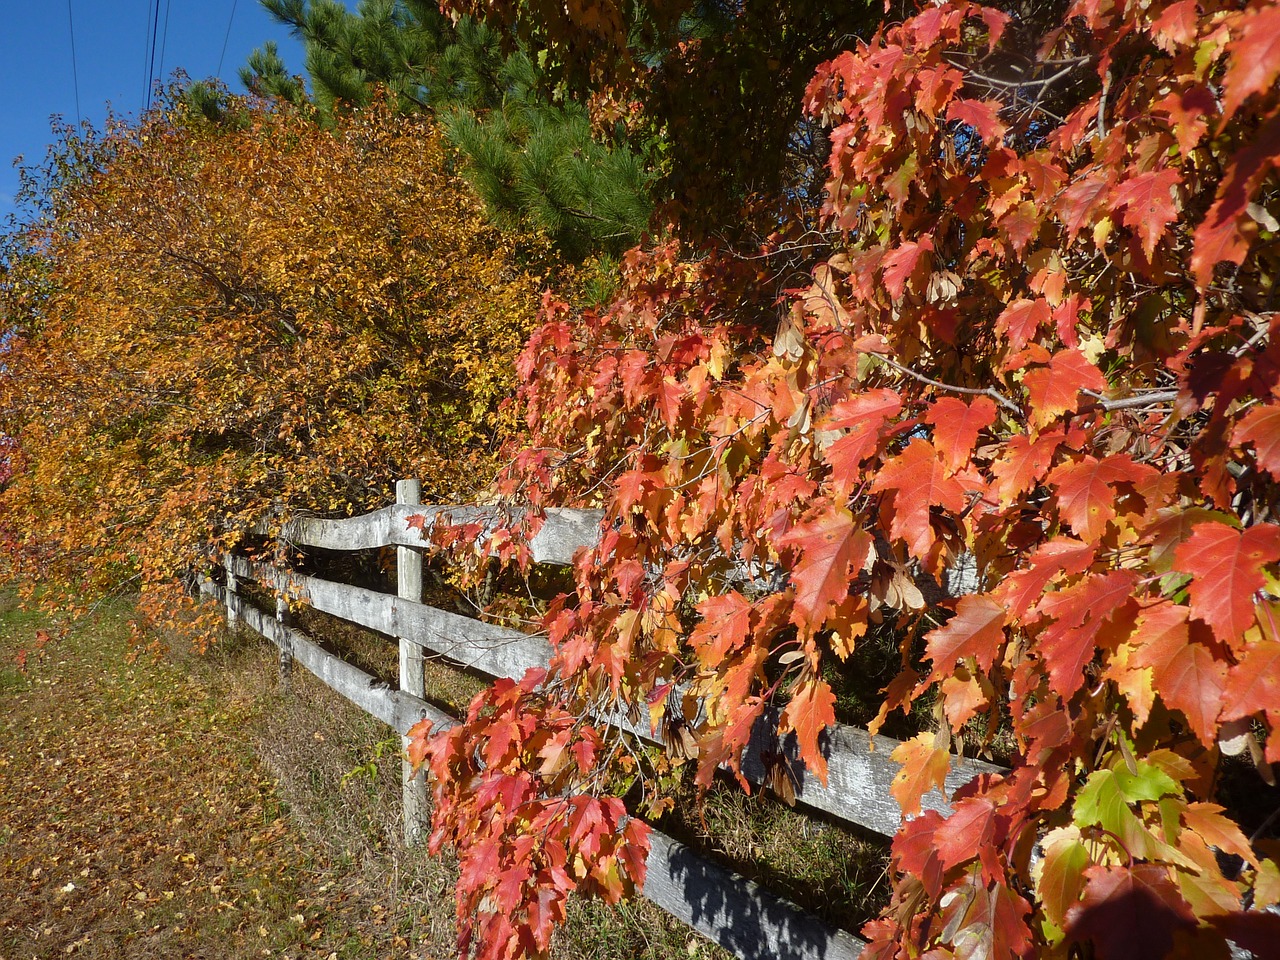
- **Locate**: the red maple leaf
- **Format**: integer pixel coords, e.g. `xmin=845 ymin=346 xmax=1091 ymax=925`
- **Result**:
xmin=1064 ymin=865 xmax=1195 ymax=960
xmin=614 ymin=467 xmax=659 ymax=515
xmin=1173 ymin=521 xmax=1280 ymax=645
xmin=1112 ymin=168 xmax=1181 ymax=260
xmin=1057 ymin=174 xmax=1113 ymax=240
xmin=946 ymin=98 xmax=1008 ymax=144
xmin=881 ymin=237 xmax=933 ymax=301
xmin=780 ymin=506 xmax=871 ymax=635
xmin=1047 ymin=454 xmax=1151 ymax=544
xmin=821 ymin=388 xmax=902 ymax=491
xmin=689 ymin=591 xmax=753 ymax=663
xmin=1234 ymin=403 xmax=1280 ymax=479
xmin=1221 ymin=4 xmax=1280 ymax=120
xmin=925 ymin=396 xmax=997 ymax=471
xmin=996 ymin=298 xmax=1052 ymax=351
xmin=931 ymin=797 xmax=997 ymax=872
xmin=824 ymin=388 xmax=903 ymax=431
xmin=1024 ymin=350 xmax=1107 ymax=429
xmin=780 ymin=676 xmax=837 ymax=783
xmin=870 ymin=439 xmax=966 ymax=559
xmin=1192 ymin=195 xmax=1256 ymax=289
xmin=618 ymin=349 xmax=651 ymax=405
xmin=1219 ymin=640 xmax=1280 ymax=722
xmin=889 ymin=732 xmax=949 ymax=818
xmin=1152 ymin=85 xmax=1216 ymax=157
xmin=1035 ymin=570 xmax=1138 ymax=697
xmin=657 ymin=376 xmax=685 ymax=429
xmin=1181 ymin=802 xmax=1257 ymax=868
xmin=1035 ymin=569 xmax=1138 ymax=627
xmin=527 ymin=887 xmax=564 ymax=953
xmin=1000 ymin=201 xmax=1042 ymax=255
xmin=566 ymin=795 xmax=605 ymax=850
xmin=992 ymin=537 xmax=1095 ymax=619
xmin=1129 ymin=604 xmax=1226 ymax=746
xmin=990 ymin=430 xmax=1066 ymax=504
xmin=460 ymin=839 xmax=502 ymax=894
xmin=1149 ymin=0 xmax=1199 ymax=51
xmin=924 ymin=593 xmax=1007 ymax=678
xmin=892 ymin=813 xmax=946 ymax=898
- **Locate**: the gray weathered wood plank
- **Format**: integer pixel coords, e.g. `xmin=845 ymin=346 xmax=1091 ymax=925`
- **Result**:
xmin=226 ymin=555 xmax=553 ymax=684
xmin=209 ymin=577 xmax=450 ymax=737
xmin=643 ymin=830 xmax=865 ymax=960
xmin=268 ymin=505 xmax=603 ymax=565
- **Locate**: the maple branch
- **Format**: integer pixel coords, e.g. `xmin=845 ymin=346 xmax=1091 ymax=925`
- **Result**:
xmin=1097 ymin=69 xmax=1112 ymax=139
xmin=955 ymin=59 xmax=1089 ymax=92
xmin=874 ymin=355 xmax=1022 ymax=416
xmin=1083 ymin=389 xmax=1181 ymax=412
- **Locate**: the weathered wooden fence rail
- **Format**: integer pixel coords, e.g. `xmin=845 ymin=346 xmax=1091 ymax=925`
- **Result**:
xmin=203 ymin=489 xmax=1004 ymax=960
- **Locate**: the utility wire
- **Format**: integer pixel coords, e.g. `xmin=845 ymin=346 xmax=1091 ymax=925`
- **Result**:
xmin=142 ymin=0 xmax=158 ymax=110
xmin=145 ymin=0 xmax=161 ymax=110
xmin=158 ymin=0 xmax=173 ymax=84
xmin=217 ymin=0 xmax=240 ymax=77
xmin=67 ymin=0 xmax=82 ymax=125
xmin=141 ymin=0 xmax=151 ymax=108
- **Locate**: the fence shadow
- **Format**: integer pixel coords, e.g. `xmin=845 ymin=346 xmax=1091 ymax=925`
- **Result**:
xmin=649 ymin=832 xmax=866 ymax=960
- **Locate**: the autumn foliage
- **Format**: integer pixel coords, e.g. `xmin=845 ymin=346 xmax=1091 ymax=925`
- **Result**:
xmin=410 ymin=0 xmax=1280 ymax=956
xmin=5 ymin=0 xmax=1280 ymax=955
xmin=0 ymin=95 xmax=551 ymax=636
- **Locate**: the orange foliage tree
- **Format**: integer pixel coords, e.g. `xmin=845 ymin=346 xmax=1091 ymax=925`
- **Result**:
xmin=0 ymin=93 xmax=554 ymax=637
xmin=411 ymin=0 xmax=1280 ymax=957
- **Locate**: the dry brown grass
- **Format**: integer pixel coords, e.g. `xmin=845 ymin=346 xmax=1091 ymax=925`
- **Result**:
xmin=0 ymin=590 xmax=717 ymax=960
xmin=0 ymin=593 xmax=327 ymax=960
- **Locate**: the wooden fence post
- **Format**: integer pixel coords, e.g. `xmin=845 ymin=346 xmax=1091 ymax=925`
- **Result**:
xmin=224 ymin=561 xmax=241 ymax=627
xmin=276 ymin=596 xmax=294 ymax=691
xmin=396 ymin=479 xmax=427 ymax=844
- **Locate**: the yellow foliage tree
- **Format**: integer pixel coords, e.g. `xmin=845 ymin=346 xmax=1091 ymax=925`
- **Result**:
xmin=0 ymin=94 xmax=554 ymax=638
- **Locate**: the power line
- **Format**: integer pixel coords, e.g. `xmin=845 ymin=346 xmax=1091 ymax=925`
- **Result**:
xmin=145 ymin=0 xmax=161 ymax=110
xmin=142 ymin=0 xmax=158 ymax=110
xmin=141 ymin=0 xmax=150 ymax=108
xmin=67 ymin=0 xmax=82 ymax=125
xmin=157 ymin=0 xmax=173 ymax=85
xmin=217 ymin=0 xmax=240 ymax=78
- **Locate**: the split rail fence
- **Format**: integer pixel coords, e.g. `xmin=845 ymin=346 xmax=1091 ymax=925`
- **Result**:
xmin=199 ymin=481 xmax=1003 ymax=960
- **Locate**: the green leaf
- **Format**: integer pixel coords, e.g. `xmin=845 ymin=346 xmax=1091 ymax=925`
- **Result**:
xmin=1073 ymin=769 xmax=1150 ymax=858
xmin=1112 ymin=760 xmax=1180 ymax=803
xmin=1038 ymin=825 xmax=1092 ymax=931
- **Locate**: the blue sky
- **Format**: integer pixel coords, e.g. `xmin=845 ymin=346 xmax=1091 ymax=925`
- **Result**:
xmin=0 ymin=1 xmax=315 ymax=219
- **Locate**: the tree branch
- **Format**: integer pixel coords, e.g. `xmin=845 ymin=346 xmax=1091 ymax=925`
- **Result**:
xmin=876 ymin=354 xmax=1023 ymax=416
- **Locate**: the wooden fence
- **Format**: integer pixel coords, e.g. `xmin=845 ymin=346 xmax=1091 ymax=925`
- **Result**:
xmin=200 ymin=483 xmax=1003 ymax=960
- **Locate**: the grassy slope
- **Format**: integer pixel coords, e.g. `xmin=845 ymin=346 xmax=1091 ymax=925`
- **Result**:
xmin=0 ymin=591 xmax=712 ymax=960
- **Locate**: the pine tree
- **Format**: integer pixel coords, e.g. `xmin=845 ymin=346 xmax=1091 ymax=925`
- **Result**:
xmin=239 ymin=41 xmax=307 ymax=106
xmin=440 ymin=0 xmax=883 ymax=242
xmin=244 ymin=0 xmax=653 ymax=258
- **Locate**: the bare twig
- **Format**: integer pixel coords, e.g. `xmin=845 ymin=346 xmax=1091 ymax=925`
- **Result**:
xmin=1097 ymin=69 xmax=1111 ymax=139
xmin=875 ymin=354 xmax=1023 ymax=415
xmin=956 ymin=60 xmax=1087 ymax=91
xmin=1084 ymin=389 xmax=1181 ymax=412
